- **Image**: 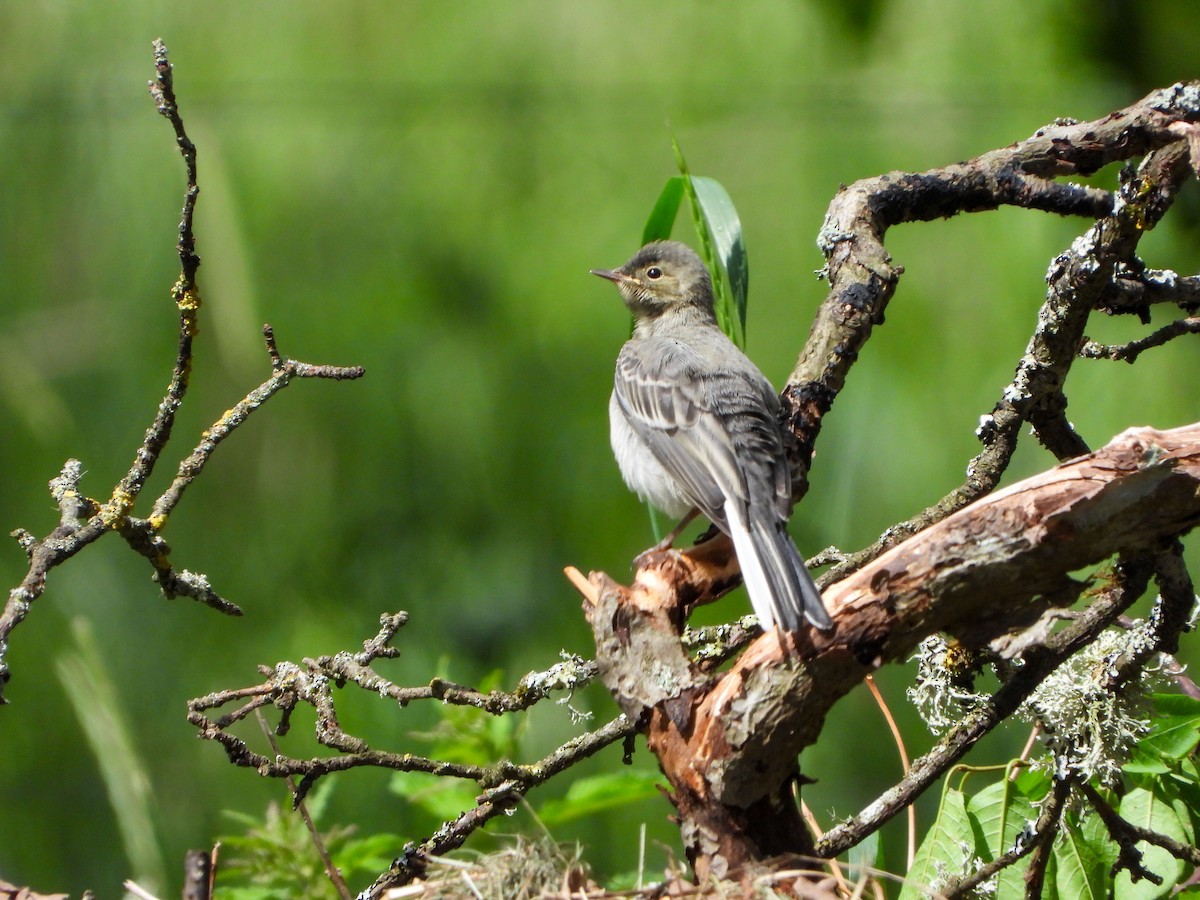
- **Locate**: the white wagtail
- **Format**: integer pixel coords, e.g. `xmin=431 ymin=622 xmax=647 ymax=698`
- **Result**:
xmin=592 ymin=240 xmax=833 ymax=633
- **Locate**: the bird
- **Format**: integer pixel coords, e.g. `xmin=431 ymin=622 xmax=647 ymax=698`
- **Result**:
xmin=592 ymin=240 xmax=833 ymax=633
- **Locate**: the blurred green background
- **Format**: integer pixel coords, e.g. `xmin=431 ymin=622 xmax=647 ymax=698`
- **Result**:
xmin=1 ymin=1 xmax=1198 ymax=895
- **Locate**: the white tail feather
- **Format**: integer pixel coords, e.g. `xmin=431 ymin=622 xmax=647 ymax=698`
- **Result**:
xmin=724 ymin=499 xmax=777 ymax=630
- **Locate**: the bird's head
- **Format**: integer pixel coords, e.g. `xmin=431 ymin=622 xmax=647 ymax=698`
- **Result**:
xmin=591 ymin=240 xmax=715 ymax=320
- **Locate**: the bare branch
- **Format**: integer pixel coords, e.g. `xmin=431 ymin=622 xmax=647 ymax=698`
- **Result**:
xmin=784 ymin=83 xmax=1200 ymax=491
xmin=186 ymin=610 xmax=633 ymax=895
xmin=1081 ymin=316 xmax=1200 ymax=362
xmin=0 ymin=42 xmax=364 ymax=700
xmin=816 ymin=138 xmax=1195 ymax=590
xmin=149 ymin=324 xmax=364 ymax=525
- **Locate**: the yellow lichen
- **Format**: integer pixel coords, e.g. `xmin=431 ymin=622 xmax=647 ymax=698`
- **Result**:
xmin=99 ymin=488 xmax=135 ymax=528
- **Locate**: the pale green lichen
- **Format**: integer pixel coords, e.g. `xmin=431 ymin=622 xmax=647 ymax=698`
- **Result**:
xmin=1018 ymin=626 xmax=1167 ymax=783
xmin=907 ymin=636 xmax=991 ymax=735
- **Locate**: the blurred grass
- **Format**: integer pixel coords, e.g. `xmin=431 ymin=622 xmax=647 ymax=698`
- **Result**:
xmin=0 ymin=2 xmax=1198 ymax=894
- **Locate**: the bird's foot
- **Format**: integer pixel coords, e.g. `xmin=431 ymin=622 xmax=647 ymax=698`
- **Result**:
xmin=633 ymin=543 xmax=683 ymax=571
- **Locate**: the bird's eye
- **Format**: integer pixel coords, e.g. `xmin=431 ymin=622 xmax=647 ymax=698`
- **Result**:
xmin=645 ymin=266 xmax=663 ymax=279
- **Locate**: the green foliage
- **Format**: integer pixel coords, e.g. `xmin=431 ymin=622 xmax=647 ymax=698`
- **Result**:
xmin=535 ymin=768 xmax=664 ymax=826
xmin=215 ymin=782 xmax=401 ymax=899
xmin=641 ymin=143 xmax=749 ymax=349
xmin=636 ymin=156 xmax=748 ymax=544
xmin=903 ymin=693 xmax=1200 ymax=897
xmin=389 ymin=669 xmax=522 ymax=823
xmin=901 ymin=783 xmax=973 ymax=898
xmin=3 ymin=4 xmax=1200 ymax=892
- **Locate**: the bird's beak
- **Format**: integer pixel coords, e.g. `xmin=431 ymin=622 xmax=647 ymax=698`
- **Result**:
xmin=590 ymin=268 xmax=625 ymax=284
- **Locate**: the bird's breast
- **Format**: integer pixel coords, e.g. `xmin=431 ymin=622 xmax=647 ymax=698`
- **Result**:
xmin=608 ymin=390 xmax=692 ymax=518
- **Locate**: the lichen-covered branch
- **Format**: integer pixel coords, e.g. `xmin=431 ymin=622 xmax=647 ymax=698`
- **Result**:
xmin=0 ymin=43 xmax=363 ymax=701
xmin=186 ymin=611 xmax=634 ymax=897
xmin=149 ymin=324 xmax=364 ymax=526
xmin=572 ymin=88 xmax=1200 ymax=881
xmin=816 ymin=122 xmax=1195 ymax=590
xmin=576 ymin=422 xmax=1200 ymax=876
xmin=784 ymin=83 xmax=1200 ymax=490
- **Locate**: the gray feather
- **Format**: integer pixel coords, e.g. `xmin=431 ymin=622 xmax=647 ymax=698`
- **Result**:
xmin=599 ymin=241 xmax=833 ymax=633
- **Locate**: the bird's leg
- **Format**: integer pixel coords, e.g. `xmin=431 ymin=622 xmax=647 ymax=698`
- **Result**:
xmin=656 ymin=507 xmax=700 ymax=551
xmin=633 ymin=508 xmax=700 ymax=570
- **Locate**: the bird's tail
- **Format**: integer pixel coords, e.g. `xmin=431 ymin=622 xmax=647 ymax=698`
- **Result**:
xmin=727 ymin=504 xmax=834 ymax=633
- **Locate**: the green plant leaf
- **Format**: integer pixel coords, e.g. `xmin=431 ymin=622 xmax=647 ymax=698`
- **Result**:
xmin=389 ymin=770 xmax=480 ymax=823
xmin=333 ymin=832 xmax=405 ymax=875
xmin=691 ymin=175 xmax=748 ymax=342
xmin=671 ymin=138 xmax=746 ymax=348
xmin=1053 ymin=812 xmax=1115 ymax=900
xmin=1014 ymin=766 xmax=1052 ymax=801
xmin=901 ymin=787 xmax=974 ymax=900
xmin=846 ymin=829 xmax=880 ymax=879
xmin=642 ymin=176 xmax=684 ymax=245
xmin=1127 ymin=694 xmax=1200 ymax=773
xmin=56 ymin=617 xmax=166 ymax=891
xmin=536 ymin=768 xmax=664 ymax=826
xmin=1113 ymin=785 xmax=1187 ymax=900
xmin=1165 ymin=758 xmax=1200 ymax=842
xmin=967 ymin=779 xmax=1039 ymax=898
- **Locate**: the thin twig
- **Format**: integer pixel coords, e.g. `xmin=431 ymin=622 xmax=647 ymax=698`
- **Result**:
xmin=863 ymin=675 xmax=916 ymax=869
xmin=1081 ymin=316 xmax=1200 ymax=362
xmin=254 ymin=709 xmax=354 ymax=900
xmin=149 ymin=324 xmax=364 ymax=525
xmin=1083 ymin=781 xmax=1200 ymax=872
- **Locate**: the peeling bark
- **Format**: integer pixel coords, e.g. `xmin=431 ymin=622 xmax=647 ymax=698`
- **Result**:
xmin=576 ymin=423 xmax=1200 ymax=877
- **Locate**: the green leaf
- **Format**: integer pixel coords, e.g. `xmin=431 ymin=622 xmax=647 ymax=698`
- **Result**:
xmin=901 ymin=787 xmax=974 ymax=900
xmin=1014 ymin=766 xmax=1053 ymax=801
xmin=967 ymin=779 xmax=1039 ymax=899
xmin=389 ymin=770 xmax=480 ymax=822
xmin=1113 ymin=786 xmax=1187 ymax=900
xmin=56 ymin=617 xmax=166 ymax=890
xmin=642 ymin=176 xmax=685 ymax=245
xmin=333 ymin=832 xmax=405 ymax=875
xmin=1053 ymin=812 xmax=1116 ymax=900
xmin=692 ymin=175 xmax=748 ymax=342
xmin=671 ymin=138 xmax=747 ymax=348
xmin=846 ymin=829 xmax=880 ymax=879
xmin=1165 ymin=758 xmax=1200 ymax=842
xmin=1127 ymin=694 xmax=1200 ymax=772
xmin=536 ymin=768 xmax=664 ymax=826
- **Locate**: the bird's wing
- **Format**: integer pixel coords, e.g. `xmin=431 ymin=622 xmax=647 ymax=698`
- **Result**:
xmin=613 ymin=336 xmax=787 ymax=532
xmin=615 ymin=334 xmax=832 ymax=632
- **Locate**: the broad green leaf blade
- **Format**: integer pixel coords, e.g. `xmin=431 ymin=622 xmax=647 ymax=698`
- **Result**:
xmin=901 ymin=788 xmax=974 ymax=900
xmin=967 ymin=779 xmax=1039 ymax=899
xmin=846 ymin=829 xmax=880 ymax=880
xmin=1054 ymin=813 xmax=1115 ymax=900
xmin=642 ymin=176 xmax=684 ymax=245
xmin=1165 ymin=758 xmax=1200 ymax=842
xmin=1114 ymin=786 xmax=1186 ymax=900
xmin=536 ymin=768 xmax=664 ymax=826
xmin=1014 ymin=766 xmax=1053 ymax=801
xmin=670 ymin=139 xmax=746 ymax=349
xmin=692 ymin=175 xmax=748 ymax=342
xmin=1126 ymin=694 xmax=1200 ymax=772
